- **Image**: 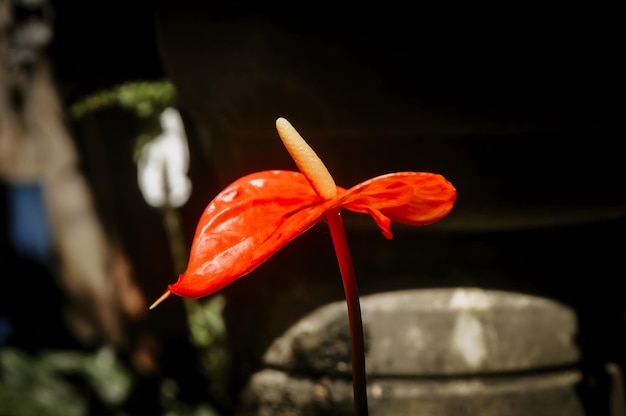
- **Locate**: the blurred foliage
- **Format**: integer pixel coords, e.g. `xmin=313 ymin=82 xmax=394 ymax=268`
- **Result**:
xmin=0 ymin=345 xmax=223 ymax=416
xmin=69 ymin=80 xmax=177 ymax=162
xmin=1 ymin=297 xmax=228 ymax=415
xmin=69 ymin=80 xmax=176 ymax=120
xmin=58 ymin=79 xmax=231 ymax=416
xmin=184 ymin=295 xmax=232 ymax=412
xmin=0 ymin=347 xmax=132 ymax=416
xmin=160 ymin=378 xmax=220 ymax=416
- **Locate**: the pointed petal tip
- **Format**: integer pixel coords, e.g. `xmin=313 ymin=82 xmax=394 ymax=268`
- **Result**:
xmin=149 ymin=289 xmax=172 ymax=310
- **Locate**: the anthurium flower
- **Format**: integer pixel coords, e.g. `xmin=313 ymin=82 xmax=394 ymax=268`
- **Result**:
xmin=150 ymin=119 xmax=456 ymax=308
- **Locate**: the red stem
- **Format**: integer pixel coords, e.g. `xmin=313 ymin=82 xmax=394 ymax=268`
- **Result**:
xmin=325 ymin=207 xmax=369 ymax=416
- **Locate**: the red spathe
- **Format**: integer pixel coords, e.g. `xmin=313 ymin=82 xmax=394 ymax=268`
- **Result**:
xmin=165 ymin=169 xmax=456 ymax=299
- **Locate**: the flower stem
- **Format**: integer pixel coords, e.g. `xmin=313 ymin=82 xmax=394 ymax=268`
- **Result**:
xmin=325 ymin=207 xmax=368 ymax=416
xmin=276 ymin=117 xmax=368 ymax=414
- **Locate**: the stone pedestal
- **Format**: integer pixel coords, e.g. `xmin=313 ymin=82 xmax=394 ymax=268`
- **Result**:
xmin=238 ymin=288 xmax=585 ymax=416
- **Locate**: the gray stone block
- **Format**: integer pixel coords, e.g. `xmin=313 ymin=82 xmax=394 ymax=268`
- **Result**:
xmin=263 ymin=288 xmax=580 ymax=375
xmin=239 ymin=288 xmax=584 ymax=415
xmin=239 ymin=368 xmax=584 ymax=416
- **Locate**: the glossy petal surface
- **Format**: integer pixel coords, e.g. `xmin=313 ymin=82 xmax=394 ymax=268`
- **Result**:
xmin=167 ymin=170 xmax=331 ymax=298
xmin=340 ymin=172 xmax=457 ymax=238
xmin=167 ymin=170 xmax=456 ymax=299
